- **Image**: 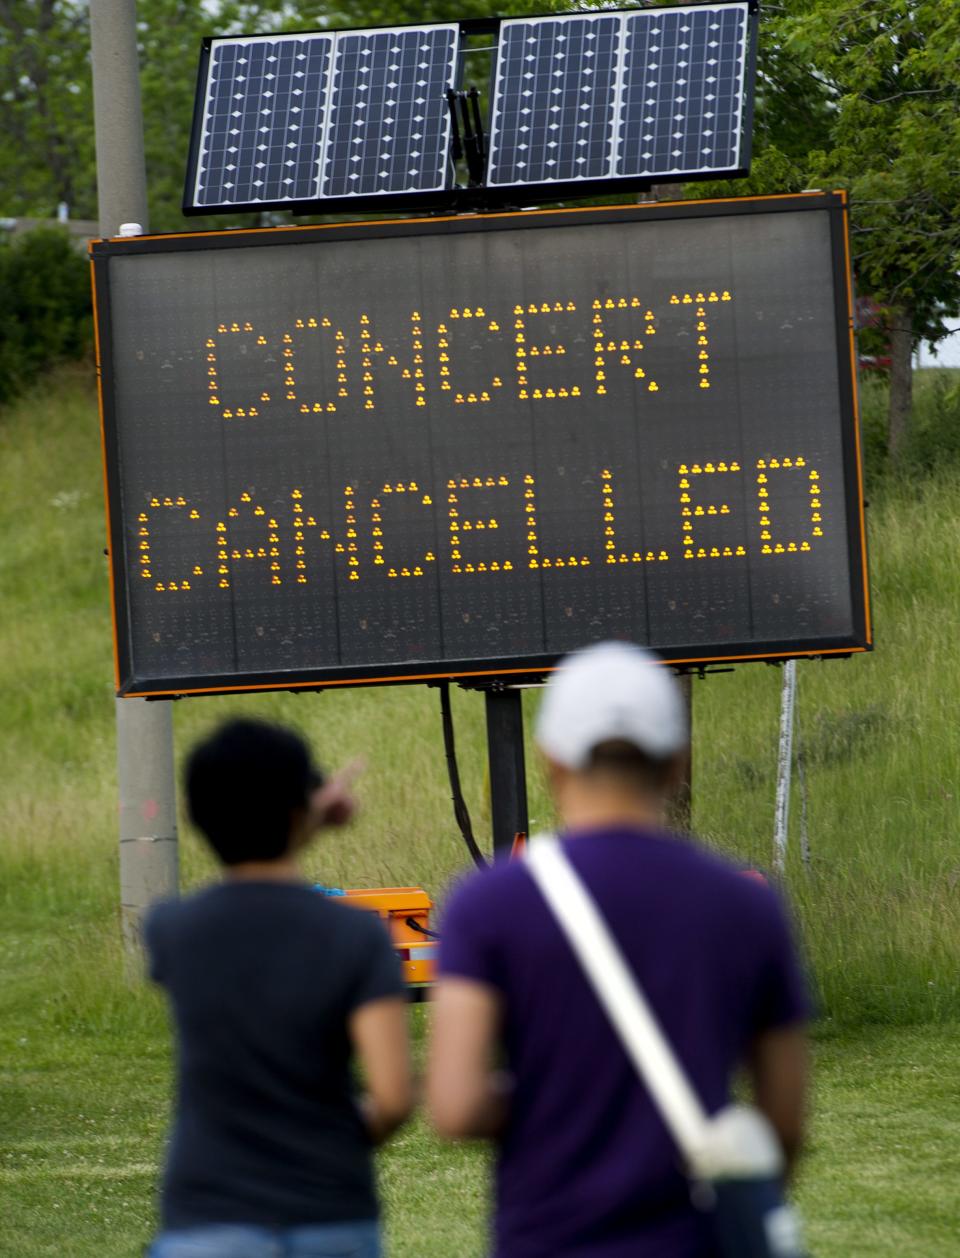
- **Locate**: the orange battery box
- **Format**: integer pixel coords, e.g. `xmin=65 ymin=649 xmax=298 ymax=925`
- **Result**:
xmin=342 ymin=886 xmax=437 ymax=991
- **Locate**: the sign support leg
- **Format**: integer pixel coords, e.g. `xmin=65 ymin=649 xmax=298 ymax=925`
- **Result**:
xmin=773 ymin=659 xmax=797 ymax=877
xmin=485 ymin=688 xmax=529 ymax=857
xmin=117 ymin=698 xmax=179 ymax=955
xmin=796 ymin=675 xmax=810 ymax=872
xmin=91 ymin=0 xmax=179 ymax=960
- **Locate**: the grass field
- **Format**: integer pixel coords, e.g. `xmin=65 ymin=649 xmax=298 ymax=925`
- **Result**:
xmin=2 ymin=364 xmax=959 ymax=1255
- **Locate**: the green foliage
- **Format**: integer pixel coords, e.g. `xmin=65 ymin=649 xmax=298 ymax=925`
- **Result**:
xmin=0 ymin=1 xmax=96 ymax=218
xmin=0 ymin=228 xmax=92 ymax=406
xmin=693 ymin=1 xmax=960 ymax=450
xmin=310 ymin=0 xmax=566 ymax=29
xmin=702 ymin=2 xmax=960 ymax=351
xmin=693 ymin=0 xmax=960 ymax=329
xmin=0 ymin=2 xmax=301 ymax=233
xmin=859 ymin=369 xmax=960 ymax=487
xmin=694 ymin=145 xmax=811 ymax=200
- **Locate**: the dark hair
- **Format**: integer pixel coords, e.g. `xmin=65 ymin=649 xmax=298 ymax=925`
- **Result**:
xmin=586 ymin=739 xmax=676 ymax=794
xmin=185 ymin=718 xmax=323 ymax=865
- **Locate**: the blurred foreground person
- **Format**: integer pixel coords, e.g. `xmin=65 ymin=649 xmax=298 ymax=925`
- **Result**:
xmin=429 ymin=643 xmax=809 ymax=1258
xmin=145 ymin=719 xmax=412 ymax=1258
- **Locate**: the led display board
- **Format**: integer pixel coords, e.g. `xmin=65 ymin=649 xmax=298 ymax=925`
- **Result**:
xmin=91 ymin=193 xmax=870 ymax=697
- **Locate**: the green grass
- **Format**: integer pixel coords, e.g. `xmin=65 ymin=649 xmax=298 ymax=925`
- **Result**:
xmin=2 ymin=365 xmax=960 ymax=1255
xmin=694 ymin=462 xmax=960 ymax=1026
xmin=2 ymin=974 xmax=958 ymax=1257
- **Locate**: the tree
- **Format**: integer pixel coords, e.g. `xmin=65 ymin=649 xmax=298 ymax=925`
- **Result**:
xmin=792 ymin=2 xmax=960 ymax=459
xmin=702 ymin=1 xmax=960 ymax=461
xmin=0 ymin=1 xmax=295 ymax=231
xmin=0 ymin=1 xmax=96 ymax=218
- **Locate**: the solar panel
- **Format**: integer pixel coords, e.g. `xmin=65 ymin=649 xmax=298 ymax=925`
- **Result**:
xmin=486 ymin=15 xmax=621 ymax=187
xmin=193 ymin=34 xmax=334 ymax=208
xmin=189 ymin=25 xmax=458 ymax=211
xmin=321 ymin=25 xmax=459 ymax=198
xmin=486 ymin=3 xmax=751 ymax=189
xmin=617 ymin=5 xmax=749 ymax=178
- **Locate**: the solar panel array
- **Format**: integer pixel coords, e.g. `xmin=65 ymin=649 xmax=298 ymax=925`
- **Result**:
xmin=187 ymin=4 xmax=754 ymax=212
xmin=487 ymin=3 xmax=750 ymax=188
xmin=191 ymin=25 xmax=458 ymax=208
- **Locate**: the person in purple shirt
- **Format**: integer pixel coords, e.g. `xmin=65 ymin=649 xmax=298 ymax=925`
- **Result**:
xmin=428 ymin=642 xmax=810 ymax=1258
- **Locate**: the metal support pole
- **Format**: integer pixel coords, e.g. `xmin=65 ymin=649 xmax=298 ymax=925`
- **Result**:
xmin=485 ymin=688 xmax=529 ymax=857
xmin=795 ymin=675 xmax=810 ymax=872
xmin=90 ymin=0 xmax=179 ymax=957
xmin=773 ymin=659 xmax=797 ymax=878
xmin=796 ymin=729 xmax=810 ymax=871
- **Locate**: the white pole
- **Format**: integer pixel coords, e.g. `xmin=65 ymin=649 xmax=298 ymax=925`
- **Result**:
xmin=772 ymin=659 xmax=797 ymax=878
xmin=90 ymin=0 xmax=179 ymax=960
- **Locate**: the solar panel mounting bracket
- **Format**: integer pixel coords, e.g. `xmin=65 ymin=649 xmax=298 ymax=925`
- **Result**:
xmin=447 ymin=86 xmax=487 ymax=186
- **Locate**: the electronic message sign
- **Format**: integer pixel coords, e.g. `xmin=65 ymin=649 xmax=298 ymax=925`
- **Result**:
xmin=91 ymin=193 xmax=870 ymax=697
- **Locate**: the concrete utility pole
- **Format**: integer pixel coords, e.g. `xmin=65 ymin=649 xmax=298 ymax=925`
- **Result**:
xmin=90 ymin=0 xmax=179 ymax=959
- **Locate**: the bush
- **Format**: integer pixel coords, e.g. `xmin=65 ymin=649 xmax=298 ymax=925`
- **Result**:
xmin=859 ymin=367 xmax=960 ymax=493
xmin=0 ymin=228 xmax=92 ymax=407
xmin=903 ymin=370 xmax=960 ymax=476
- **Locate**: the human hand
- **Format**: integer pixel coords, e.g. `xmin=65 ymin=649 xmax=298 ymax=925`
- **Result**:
xmin=310 ymin=758 xmax=364 ymax=828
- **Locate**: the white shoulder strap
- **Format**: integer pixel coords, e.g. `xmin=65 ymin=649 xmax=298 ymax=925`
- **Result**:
xmin=526 ymin=835 xmax=708 ymax=1162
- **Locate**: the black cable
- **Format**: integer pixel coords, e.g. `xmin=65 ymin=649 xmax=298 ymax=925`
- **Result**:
xmin=405 ymin=917 xmax=442 ymax=940
xmin=458 ymin=92 xmax=484 ymax=186
xmin=439 ymin=682 xmax=489 ymax=869
xmin=468 ymin=86 xmax=486 ymax=171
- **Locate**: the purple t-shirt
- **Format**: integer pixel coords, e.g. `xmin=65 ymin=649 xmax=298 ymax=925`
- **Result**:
xmin=438 ymin=827 xmax=809 ymax=1258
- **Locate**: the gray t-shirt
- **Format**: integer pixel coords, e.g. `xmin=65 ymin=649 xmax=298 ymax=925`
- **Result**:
xmin=145 ymin=881 xmax=403 ymax=1230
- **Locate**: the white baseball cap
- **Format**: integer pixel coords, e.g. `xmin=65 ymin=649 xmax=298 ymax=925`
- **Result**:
xmin=535 ymin=641 xmax=687 ymax=769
